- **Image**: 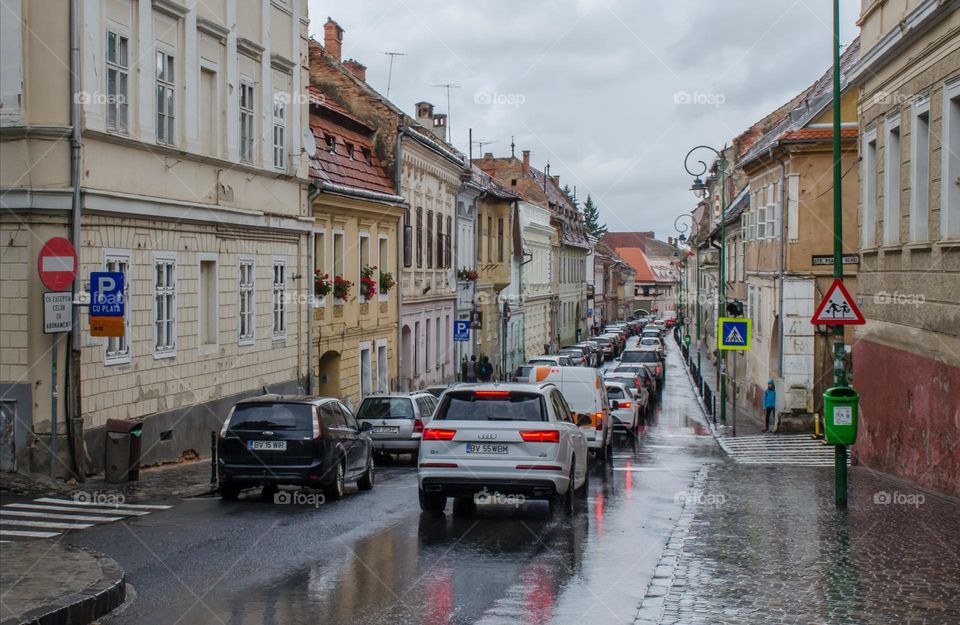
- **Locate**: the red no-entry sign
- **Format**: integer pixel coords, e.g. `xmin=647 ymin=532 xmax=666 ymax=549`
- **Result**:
xmin=37 ymin=237 xmax=78 ymax=291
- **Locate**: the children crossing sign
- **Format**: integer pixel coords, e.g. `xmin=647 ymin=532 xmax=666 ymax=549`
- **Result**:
xmin=811 ymin=279 xmax=865 ymax=325
xmin=718 ymin=317 xmax=751 ymax=351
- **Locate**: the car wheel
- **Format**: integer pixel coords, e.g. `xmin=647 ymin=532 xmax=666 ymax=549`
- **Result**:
xmin=576 ymin=457 xmax=589 ymax=498
xmin=552 ymin=467 xmax=575 ymax=515
xmin=357 ymin=455 xmax=375 ymax=491
xmin=324 ymin=458 xmax=346 ymax=501
xmin=452 ymin=496 xmax=476 ymax=517
xmin=419 ymin=488 xmax=447 ymax=513
xmin=219 ymin=483 xmax=241 ymax=501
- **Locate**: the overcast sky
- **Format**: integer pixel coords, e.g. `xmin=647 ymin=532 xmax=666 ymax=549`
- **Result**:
xmin=307 ymin=0 xmax=861 ymax=239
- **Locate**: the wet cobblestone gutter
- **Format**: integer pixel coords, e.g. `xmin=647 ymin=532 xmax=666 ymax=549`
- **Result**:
xmin=633 ymin=462 xmax=960 ymax=625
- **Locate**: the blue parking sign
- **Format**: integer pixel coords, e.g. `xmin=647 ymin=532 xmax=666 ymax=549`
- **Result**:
xmin=90 ymin=272 xmax=124 ymax=317
xmin=453 ymin=319 xmax=470 ymax=342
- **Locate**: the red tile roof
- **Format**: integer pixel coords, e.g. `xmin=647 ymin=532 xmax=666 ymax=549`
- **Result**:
xmin=779 ymin=127 xmax=859 ymax=142
xmin=615 ymin=247 xmax=655 ymax=283
xmin=602 ymin=232 xmax=655 ymax=249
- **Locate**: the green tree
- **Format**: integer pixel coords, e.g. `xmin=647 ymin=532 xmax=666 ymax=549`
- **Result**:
xmin=561 ymin=184 xmax=579 ymax=210
xmin=582 ymin=194 xmax=607 ymax=237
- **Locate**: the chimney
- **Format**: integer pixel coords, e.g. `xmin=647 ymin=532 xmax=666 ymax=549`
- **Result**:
xmin=522 ymin=150 xmax=530 ymax=176
xmin=324 ymin=18 xmax=344 ymax=63
xmin=431 ymin=113 xmax=447 ymax=142
xmin=552 ymin=175 xmax=560 ymax=187
xmin=343 ymin=59 xmax=366 ymax=81
xmin=415 ymin=102 xmax=434 ymax=127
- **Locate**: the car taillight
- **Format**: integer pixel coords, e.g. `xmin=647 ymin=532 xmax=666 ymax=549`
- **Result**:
xmin=619 ymin=402 xmax=632 ymax=409
xmin=520 ymin=430 xmax=560 ymax=443
xmin=413 ymin=418 xmax=424 ymax=433
xmin=474 ymin=390 xmax=510 ymax=397
xmin=219 ymin=409 xmax=233 ymax=438
xmin=313 ymin=414 xmax=322 ymax=439
xmin=657 ymin=366 xmax=662 ymax=376
xmin=422 ymin=428 xmax=456 ymax=441
xmin=595 ymin=413 xmax=603 ymax=430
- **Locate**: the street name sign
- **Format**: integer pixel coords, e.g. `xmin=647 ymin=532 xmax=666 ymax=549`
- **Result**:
xmin=43 ymin=292 xmax=73 ymax=333
xmin=718 ymin=317 xmax=751 ymax=351
xmin=811 ymin=254 xmax=859 ymax=266
xmin=811 ymin=279 xmax=864 ymax=325
xmin=453 ymin=319 xmax=470 ymax=342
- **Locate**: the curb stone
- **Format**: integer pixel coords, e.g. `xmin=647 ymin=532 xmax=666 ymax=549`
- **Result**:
xmin=633 ymin=465 xmax=709 ymax=625
xmin=0 ymin=547 xmax=125 ymax=625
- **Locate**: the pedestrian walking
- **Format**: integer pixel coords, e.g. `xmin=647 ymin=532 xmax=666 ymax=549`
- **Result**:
xmin=465 ymin=355 xmax=478 ymax=383
xmin=478 ymin=356 xmax=493 ymax=382
xmin=762 ymin=379 xmax=776 ymax=433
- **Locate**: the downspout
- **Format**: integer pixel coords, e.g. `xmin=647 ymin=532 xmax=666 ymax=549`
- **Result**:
xmin=770 ymin=147 xmax=788 ymax=381
xmin=394 ymin=127 xmax=404 ymax=390
xmin=306 ymin=183 xmax=322 ymax=394
xmin=67 ymin=0 xmax=84 ymax=480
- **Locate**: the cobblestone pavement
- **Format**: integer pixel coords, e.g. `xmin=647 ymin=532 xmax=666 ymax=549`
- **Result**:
xmin=633 ymin=461 xmax=960 ymax=625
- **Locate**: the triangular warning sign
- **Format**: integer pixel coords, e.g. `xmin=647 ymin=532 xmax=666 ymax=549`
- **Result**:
xmin=725 ymin=326 xmax=745 ymax=344
xmin=811 ymin=279 xmax=865 ymax=325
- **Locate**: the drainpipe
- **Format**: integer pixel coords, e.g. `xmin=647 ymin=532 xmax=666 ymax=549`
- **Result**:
xmin=394 ymin=127 xmax=404 ymax=390
xmin=66 ymin=0 xmax=84 ymax=481
xmin=770 ymin=147 xmax=788 ymax=381
xmin=306 ymin=183 xmax=321 ymax=394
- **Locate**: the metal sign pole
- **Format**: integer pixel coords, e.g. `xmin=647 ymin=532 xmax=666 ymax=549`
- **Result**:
xmin=50 ymin=333 xmax=58 ymax=480
xmin=832 ymin=0 xmax=848 ymax=508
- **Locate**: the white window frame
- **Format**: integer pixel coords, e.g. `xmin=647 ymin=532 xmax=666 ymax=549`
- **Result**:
xmin=272 ymin=92 xmax=286 ymax=170
xmin=103 ymin=249 xmax=132 ymax=365
xmin=314 ymin=229 xmax=327 ymax=308
xmin=375 ymin=338 xmax=389 ymax=392
xmin=756 ymin=204 xmax=766 ymax=239
xmin=272 ymin=257 xmax=287 ymax=340
xmin=909 ymin=96 xmax=931 ymax=242
xmin=105 ymin=29 xmax=129 ymax=134
xmin=359 ymin=341 xmax=373 ymax=398
xmin=883 ymin=112 xmax=902 ymax=245
xmin=156 ymin=49 xmax=176 ymax=145
xmin=359 ymin=232 xmax=371 ymax=303
xmin=238 ymin=255 xmax=256 ymax=346
xmin=198 ymin=253 xmax=219 ymax=354
xmin=333 ymin=229 xmax=345 ymax=304
xmin=239 ymin=80 xmax=255 ymax=164
xmin=862 ymin=128 xmax=878 ymax=247
xmin=152 ymin=252 xmax=177 ymax=358
xmin=377 ymin=235 xmax=389 ymax=301
xmin=942 ymin=78 xmax=960 ymax=240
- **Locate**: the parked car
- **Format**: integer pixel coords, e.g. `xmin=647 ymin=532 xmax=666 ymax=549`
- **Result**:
xmin=605 ymin=381 xmax=641 ymax=432
xmin=638 ymin=336 xmax=664 ymax=356
xmin=641 ymin=327 xmax=662 ymax=340
xmin=614 ymin=363 xmax=660 ymax=397
xmin=424 ymin=384 xmax=449 ymax=399
xmin=417 ymin=384 xmax=590 ymax=515
xmin=512 ymin=364 xmax=536 ymax=382
xmin=559 ymin=347 xmax=589 ymax=367
xmin=529 ymin=354 xmax=574 ymax=367
xmin=603 ymin=371 xmax=651 ymax=415
xmin=592 ymin=337 xmax=617 ymax=361
xmin=517 ymin=366 xmax=613 ymax=462
xmin=599 ymin=333 xmax=624 ymax=357
xmin=218 ymin=395 xmax=375 ymax=501
xmin=574 ymin=341 xmax=604 ymax=367
xmin=617 ymin=349 xmax=664 ymax=388
xmin=355 ymin=392 xmax=439 ymax=458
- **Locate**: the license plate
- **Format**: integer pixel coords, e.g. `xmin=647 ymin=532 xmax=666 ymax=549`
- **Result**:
xmin=248 ymin=440 xmax=287 ymax=451
xmin=465 ymin=443 xmax=509 ymax=454
xmin=373 ymin=426 xmax=400 ymax=434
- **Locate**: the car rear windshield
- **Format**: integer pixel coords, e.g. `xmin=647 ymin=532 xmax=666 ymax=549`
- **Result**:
xmin=228 ymin=403 xmax=314 ymax=431
xmin=528 ymin=359 xmax=557 ymax=366
xmin=357 ymin=397 xmax=415 ymax=420
xmin=559 ymin=350 xmax=582 ymax=358
xmin=606 ymin=375 xmax=639 ymax=388
xmin=621 ymin=350 xmax=660 ymax=363
xmin=435 ymin=391 xmax=545 ymax=422
xmin=605 ymin=386 xmax=627 ymax=399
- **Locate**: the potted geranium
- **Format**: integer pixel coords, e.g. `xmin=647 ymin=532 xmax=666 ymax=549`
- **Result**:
xmin=333 ymin=275 xmax=353 ymax=301
xmin=314 ymin=270 xmax=332 ymax=298
xmin=360 ymin=266 xmax=378 ymax=300
xmin=457 ymin=267 xmax=479 ymax=282
xmin=379 ymin=269 xmax=396 ymax=294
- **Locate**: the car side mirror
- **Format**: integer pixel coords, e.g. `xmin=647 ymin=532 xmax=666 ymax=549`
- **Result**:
xmin=360 ymin=421 xmax=373 ymax=432
xmin=577 ymin=414 xmax=592 ymax=427
xmin=611 ymin=400 xmax=620 ymax=410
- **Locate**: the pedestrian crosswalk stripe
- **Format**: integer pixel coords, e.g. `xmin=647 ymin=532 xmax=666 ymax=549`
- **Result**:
xmin=0 ymin=510 xmax=124 ymax=522
xmin=0 ymin=519 xmax=95 ymax=530
xmin=0 ymin=530 xmax=61 ymax=539
xmin=3 ymin=503 xmax=152 ymax=516
xmin=35 ymin=497 xmax=173 ymax=510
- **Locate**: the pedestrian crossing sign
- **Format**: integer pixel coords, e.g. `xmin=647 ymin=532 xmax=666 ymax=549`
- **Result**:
xmin=718 ymin=317 xmax=751 ymax=351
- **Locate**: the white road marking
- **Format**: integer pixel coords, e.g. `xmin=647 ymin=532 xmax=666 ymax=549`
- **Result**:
xmin=3 ymin=503 xmax=149 ymax=516
xmin=0 ymin=529 xmax=61 ymax=538
xmin=35 ymin=497 xmax=173 ymax=510
xmin=0 ymin=519 xmax=95 ymax=530
xmin=0 ymin=510 xmax=124 ymax=522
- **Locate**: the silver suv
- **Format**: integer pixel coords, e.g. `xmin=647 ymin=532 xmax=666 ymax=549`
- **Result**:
xmin=355 ymin=392 xmax=439 ymax=458
xmin=418 ymin=383 xmax=590 ymax=516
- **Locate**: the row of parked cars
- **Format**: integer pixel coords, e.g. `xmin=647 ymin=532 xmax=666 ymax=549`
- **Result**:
xmin=215 ymin=318 xmax=671 ymax=515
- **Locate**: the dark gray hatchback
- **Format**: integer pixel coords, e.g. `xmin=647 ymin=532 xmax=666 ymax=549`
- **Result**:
xmin=217 ymin=395 xmax=375 ymax=501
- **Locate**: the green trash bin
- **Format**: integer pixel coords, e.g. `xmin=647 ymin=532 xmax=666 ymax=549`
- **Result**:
xmin=823 ymin=386 xmax=859 ymax=445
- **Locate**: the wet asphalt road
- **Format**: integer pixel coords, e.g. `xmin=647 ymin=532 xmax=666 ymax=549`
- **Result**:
xmin=66 ymin=337 xmax=723 ymax=625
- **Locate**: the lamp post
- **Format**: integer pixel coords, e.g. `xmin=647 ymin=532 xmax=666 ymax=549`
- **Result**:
xmin=685 ymin=145 xmax=730 ymax=424
xmin=674 ymin=215 xmax=694 ymax=361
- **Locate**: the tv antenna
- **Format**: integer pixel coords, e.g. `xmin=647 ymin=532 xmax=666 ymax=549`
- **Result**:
xmin=471 ymin=138 xmax=497 ymax=155
xmin=381 ymin=52 xmax=406 ymax=98
xmin=432 ymin=82 xmax=461 ymax=142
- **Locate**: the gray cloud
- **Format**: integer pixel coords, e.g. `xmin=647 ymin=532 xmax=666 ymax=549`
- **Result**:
xmin=308 ymin=0 xmax=860 ymax=238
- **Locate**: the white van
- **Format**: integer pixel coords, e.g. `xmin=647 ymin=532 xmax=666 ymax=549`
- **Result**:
xmin=521 ymin=366 xmax=613 ymax=462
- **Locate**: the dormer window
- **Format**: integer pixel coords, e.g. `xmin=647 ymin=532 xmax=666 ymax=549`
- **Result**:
xmin=361 ymin=147 xmax=372 ymax=165
xmin=345 ymin=142 xmax=354 ymax=159
xmin=324 ymin=134 xmax=335 ymax=151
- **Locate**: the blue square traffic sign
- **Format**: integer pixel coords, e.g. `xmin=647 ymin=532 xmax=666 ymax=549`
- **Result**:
xmin=718 ymin=317 xmax=751 ymax=351
xmin=453 ymin=319 xmax=470 ymax=342
xmin=90 ymin=272 xmax=124 ymax=317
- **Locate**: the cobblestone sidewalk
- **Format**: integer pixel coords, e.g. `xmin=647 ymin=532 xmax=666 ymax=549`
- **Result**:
xmin=633 ymin=462 xmax=960 ymax=625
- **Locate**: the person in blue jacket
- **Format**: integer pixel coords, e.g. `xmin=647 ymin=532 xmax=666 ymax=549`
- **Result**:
xmin=762 ymin=380 xmax=776 ymax=433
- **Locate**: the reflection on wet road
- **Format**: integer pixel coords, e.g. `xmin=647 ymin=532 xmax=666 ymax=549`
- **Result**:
xmin=86 ymin=338 xmax=721 ymax=625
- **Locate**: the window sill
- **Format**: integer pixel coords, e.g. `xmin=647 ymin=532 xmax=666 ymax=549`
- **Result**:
xmin=272 ymin=335 xmax=287 ymax=343
xmin=104 ymin=357 xmax=131 ymax=367
xmin=904 ymin=241 xmax=933 ymax=252
xmin=153 ymin=351 xmax=176 ymax=360
xmin=878 ymin=244 xmax=904 ymax=254
xmin=239 ymin=338 xmax=255 ymax=347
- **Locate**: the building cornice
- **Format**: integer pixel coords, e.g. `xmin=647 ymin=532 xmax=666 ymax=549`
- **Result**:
xmin=0 ymin=125 xmax=72 ymax=140
xmin=237 ymin=38 xmax=266 ymax=60
xmin=196 ymin=17 xmax=230 ymax=41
